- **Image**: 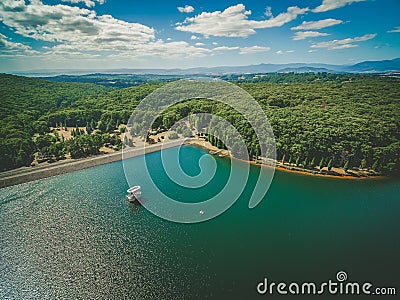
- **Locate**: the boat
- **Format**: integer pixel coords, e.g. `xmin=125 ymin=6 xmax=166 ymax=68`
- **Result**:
xmin=127 ymin=186 xmax=141 ymax=202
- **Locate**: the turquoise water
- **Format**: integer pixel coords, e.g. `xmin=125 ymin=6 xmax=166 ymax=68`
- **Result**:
xmin=1 ymin=146 xmax=399 ymax=299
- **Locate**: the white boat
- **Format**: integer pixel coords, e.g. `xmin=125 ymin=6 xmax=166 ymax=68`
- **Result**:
xmin=127 ymin=186 xmax=141 ymax=202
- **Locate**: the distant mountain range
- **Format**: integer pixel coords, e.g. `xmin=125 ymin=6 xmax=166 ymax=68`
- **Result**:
xmin=13 ymin=58 xmax=400 ymax=76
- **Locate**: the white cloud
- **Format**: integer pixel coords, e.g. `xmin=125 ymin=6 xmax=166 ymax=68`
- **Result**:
xmin=313 ymin=0 xmax=366 ymax=13
xmin=291 ymin=18 xmax=342 ymax=30
xmin=0 ymin=0 xmax=155 ymax=47
xmin=212 ymin=46 xmax=239 ymax=52
xmin=292 ymin=31 xmax=330 ymax=40
xmin=195 ymin=42 xmax=205 ymax=46
xmin=50 ymin=39 xmax=212 ymax=59
xmin=190 ymin=35 xmax=199 ymax=40
xmin=310 ymin=33 xmax=376 ymax=50
xmin=0 ymin=0 xmax=214 ymax=60
xmin=388 ymin=26 xmax=400 ymax=33
xmin=275 ymin=50 xmax=295 ymax=55
xmin=106 ymin=40 xmax=211 ymax=59
xmin=212 ymin=42 xmax=218 ymax=45
xmin=265 ymin=6 xmax=272 ymax=17
xmin=0 ymin=33 xmax=36 ymax=54
xmin=239 ymin=46 xmax=270 ymax=54
xmin=166 ymin=37 xmax=172 ymax=41
xmin=61 ymin=0 xmax=105 ymax=8
xmin=176 ymin=4 xmax=309 ymax=37
xmin=177 ymin=5 xmax=194 ymax=13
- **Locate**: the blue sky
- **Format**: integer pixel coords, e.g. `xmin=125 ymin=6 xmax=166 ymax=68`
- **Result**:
xmin=0 ymin=0 xmax=399 ymax=71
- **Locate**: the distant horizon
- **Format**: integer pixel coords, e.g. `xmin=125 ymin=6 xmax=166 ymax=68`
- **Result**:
xmin=4 ymin=57 xmax=398 ymax=77
xmin=4 ymin=55 xmax=400 ymax=75
xmin=1 ymin=0 xmax=399 ymax=73
xmin=4 ymin=59 xmax=380 ymax=72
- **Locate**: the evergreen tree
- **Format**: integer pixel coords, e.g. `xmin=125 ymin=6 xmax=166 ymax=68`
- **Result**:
xmin=217 ymin=139 xmax=223 ymax=149
xmin=90 ymin=119 xmax=95 ymax=131
xmin=303 ymin=157 xmax=308 ymax=168
xmin=210 ymin=135 xmax=215 ymax=146
xmin=310 ymin=157 xmax=316 ymax=168
xmin=360 ymin=158 xmax=367 ymax=169
xmin=327 ymin=159 xmax=333 ymax=171
xmin=319 ymin=157 xmax=325 ymax=170
xmin=372 ymin=160 xmax=380 ymax=171
xmin=106 ymin=121 xmax=113 ymax=133
xmin=97 ymin=120 xmax=106 ymax=132
xmin=343 ymin=160 xmax=349 ymax=172
xmin=86 ymin=122 xmax=92 ymax=135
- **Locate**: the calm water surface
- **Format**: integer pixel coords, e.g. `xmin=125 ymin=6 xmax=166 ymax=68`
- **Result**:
xmin=1 ymin=146 xmax=399 ymax=299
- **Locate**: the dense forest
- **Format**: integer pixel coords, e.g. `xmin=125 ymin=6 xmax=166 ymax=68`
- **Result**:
xmin=1 ymin=73 xmax=399 ymax=175
xmin=155 ymin=77 xmax=400 ymax=174
xmin=40 ymin=74 xmax=183 ymax=88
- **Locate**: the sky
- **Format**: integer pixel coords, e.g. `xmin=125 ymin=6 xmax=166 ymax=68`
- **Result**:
xmin=0 ymin=0 xmax=399 ymax=72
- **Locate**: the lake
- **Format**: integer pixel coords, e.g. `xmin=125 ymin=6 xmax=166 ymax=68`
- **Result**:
xmin=1 ymin=145 xmax=399 ymax=299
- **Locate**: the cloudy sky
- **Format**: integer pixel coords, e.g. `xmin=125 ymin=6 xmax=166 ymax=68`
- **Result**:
xmin=0 ymin=0 xmax=399 ymax=71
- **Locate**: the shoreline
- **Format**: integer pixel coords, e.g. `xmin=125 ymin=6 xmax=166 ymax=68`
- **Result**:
xmin=0 ymin=140 xmax=184 ymax=189
xmin=254 ymin=161 xmax=385 ymax=180
xmin=186 ymin=139 xmax=385 ymax=181
xmin=0 ymin=138 xmax=387 ymax=188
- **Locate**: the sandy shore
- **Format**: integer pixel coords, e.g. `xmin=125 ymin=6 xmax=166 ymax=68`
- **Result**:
xmin=185 ymin=138 xmax=231 ymax=157
xmin=253 ymin=161 xmax=383 ymax=180
xmin=186 ymin=138 xmax=383 ymax=180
